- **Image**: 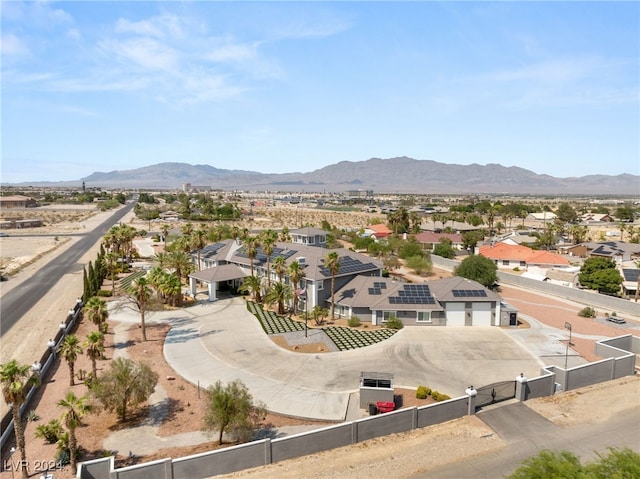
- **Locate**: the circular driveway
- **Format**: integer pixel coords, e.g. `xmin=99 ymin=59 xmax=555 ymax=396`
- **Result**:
xmin=162 ymin=297 xmax=543 ymax=421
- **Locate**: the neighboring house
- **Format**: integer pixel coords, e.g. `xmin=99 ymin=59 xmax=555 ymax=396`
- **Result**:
xmin=498 ymin=231 xmax=538 ymax=247
xmin=545 ymin=267 xmax=581 ymax=288
xmin=363 ymin=223 xmax=392 ymax=240
xmin=479 ymin=243 xmax=570 ymax=269
xmin=188 ymin=238 xmax=382 ymax=305
xmin=580 ymin=213 xmax=614 ymax=223
xmin=621 ymin=268 xmax=639 ymax=299
xmin=526 ymin=212 xmax=557 ymax=222
xmin=581 ymin=241 xmax=640 ymax=265
xmin=0 ymin=195 xmax=38 ymax=208
xmin=159 ymin=210 xmax=181 ymax=221
xmin=332 ymin=276 xmax=514 ymax=327
xmin=290 ymin=227 xmax=327 ymax=247
xmin=420 ymin=219 xmax=478 ymax=233
xmin=559 ymin=244 xmax=588 ymax=258
xmin=414 ymin=231 xmax=463 ymax=251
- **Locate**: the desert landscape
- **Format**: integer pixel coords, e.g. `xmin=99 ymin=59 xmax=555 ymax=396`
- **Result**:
xmin=1 ymin=203 xmax=639 ymax=479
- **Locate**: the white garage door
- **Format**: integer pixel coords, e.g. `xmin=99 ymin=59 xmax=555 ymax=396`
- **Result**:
xmin=446 ymin=302 xmax=466 ymax=326
xmin=471 ymin=302 xmax=492 ymax=327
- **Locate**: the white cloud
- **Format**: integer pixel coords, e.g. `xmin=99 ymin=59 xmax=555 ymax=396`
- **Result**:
xmin=66 ymin=28 xmax=81 ymax=41
xmin=205 ymin=41 xmax=258 ymax=63
xmin=100 ymin=37 xmax=179 ymax=71
xmin=1 ymin=33 xmax=30 ymax=56
xmin=115 ymin=14 xmax=184 ymax=39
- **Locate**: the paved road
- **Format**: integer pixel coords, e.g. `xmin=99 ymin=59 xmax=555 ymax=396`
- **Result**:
xmin=0 ymin=201 xmax=136 ymax=336
xmin=416 ymin=402 xmax=640 ymax=478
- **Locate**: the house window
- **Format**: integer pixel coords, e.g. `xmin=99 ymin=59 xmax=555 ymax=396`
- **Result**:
xmin=502 ymin=260 xmax=509 ymax=266
xmin=417 ymin=311 xmax=431 ymax=323
xmin=382 ymin=311 xmax=396 ymax=321
xmin=519 ymin=261 xmax=526 ymax=267
xmin=317 ymin=281 xmax=324 ymax=291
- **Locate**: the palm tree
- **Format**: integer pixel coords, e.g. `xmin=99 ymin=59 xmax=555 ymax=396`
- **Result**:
xmin=181 ymin=222 xmax=194 ymax=237
xmin=153 ymin=251 xmax=170 ymax=268
xmin=160 ymin=223 xmax=170 ymax=246
xmin=288 ymin=261 xmax=305 ymax=313
xmin=127 ymin=276 xmax=153 ymax=341
xmin=58 ymin=334 xmax=83 ymax=386
xmin=279 ymin=226 xmax=290 ymax=243
xmin=324 ymin=251 xmax=341 ymax=319
xmin=244 ymin=236 xmax=259 ymax=277
xmin=260 ymin=230 xmax=277 ymax=289
xmin=191 ymin=229 xmax=208 ymax=270
xmin=57 ymin=390 xmax=92 ymax=475
xmin=272 ymin=256 xmax=287 ymax=283
xmin=239 ymin=275 xmax=263 ymax=303
xmin=167 ymin=249 xmax=193 ymax=286
xmin=103 ymin=251 xmax=118 ymax=293
xmin=84 ymin=296 xmax=109 ymax=334
xmin=83 ymin=331 xmax=105 ymax=377
xmin=264 ymin=281 xmax=293 ymax=315
xmin=1 ymin=360 xmax=40 ymax=479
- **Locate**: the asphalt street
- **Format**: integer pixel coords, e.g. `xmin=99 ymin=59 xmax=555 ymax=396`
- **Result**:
xmin=0 ymin=201 xmax=135 ymax=336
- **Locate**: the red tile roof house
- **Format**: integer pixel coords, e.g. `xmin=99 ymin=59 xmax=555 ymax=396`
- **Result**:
xmin=415 ymin=231 xmax=463 ymax=251
xmin=363 ymin=223 xmax=393 ymax=240
xmin=479 ymin=243 xmax=570 ymax=270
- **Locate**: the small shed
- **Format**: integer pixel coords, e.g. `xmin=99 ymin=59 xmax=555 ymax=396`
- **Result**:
xmin=359 ymin=371 xmax=394 ymax=410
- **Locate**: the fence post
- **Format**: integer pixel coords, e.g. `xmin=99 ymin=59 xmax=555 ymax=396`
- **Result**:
xmin=465 ymin=386 xmax=477 ymax=415
xmin=264 ymin=438 xmax=272 ymax=465
xmin=515 ymin=373 xmax=528 ymax=401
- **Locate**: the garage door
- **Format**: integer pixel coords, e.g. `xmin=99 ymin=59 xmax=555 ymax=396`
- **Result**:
xmin=446 ymin=302 xmax=465 ymax=326
xmin=471 ymin=302 xmax=492 ymax=327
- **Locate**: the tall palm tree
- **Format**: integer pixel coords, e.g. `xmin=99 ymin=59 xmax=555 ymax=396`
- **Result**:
xmin=244 ymin=236 xmax=259 ymax=277
xmin=160 ymin=223 xmax=170 ymax=246
xmin=264 ymin=281 xmax=293 ymax=315
xmin=181 ymin=222 xmax=194 ymax=237
xmin=272 ymin=256 xmax=287 ymax=283
xmin=260 ymin=230 xmax=277 ymax=289
xmin=1 ymin=360 xmax=40 ymax=479
xmin=324 ymin=251 xmax=341 ymax=319
xmin=83 ymin=331 xmax=105 ymax=377
xmin=127 ymin=276 xmax=153 ymax=341
xmin=191 ymin=229 xmax=208 ymax=270
xmin=288 ymin=261 xmax=305 ymax=313
xmin=279 ymin=226 xmax=290 ymax=243
xmin=58 ymin=334 xmax=83 ymax=386
xmin=57 ymin=390 xmax=92 ymax=475
xmin=239 ymin=275 xmax=263 ymax=303
xmin=84 ymin=296 xmax=109 ymax=334
xmin=153 ymin=251 xmax=170 ymax=268
xmin=167 ymin=250 xmax=193 ymax=286
xmin=103 ymin=251 xmax=118 ymax=293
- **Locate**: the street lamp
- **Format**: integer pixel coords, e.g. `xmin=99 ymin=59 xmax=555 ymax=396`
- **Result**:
xmin=564 ymin=321 xmax=573 ymax=370
xmin=59 ymin=321 xmax=67 ymax=334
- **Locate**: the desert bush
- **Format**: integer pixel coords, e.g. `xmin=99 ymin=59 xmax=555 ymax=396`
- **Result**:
xmin=348 ymin=315 xmax=361 ymax=327
xmin=35 ymin=419 xmax=64 ymax=444
xmin=96 ymin=290 xmax=112 ymax=297
xmin=385 ymin=315 xmax=404 ymax=330
xmin=578 ymin=306 xmax=596 ymax=318
xmin=26 ymin=410 xmax=40 ymax=422
xmin=416 ymin=386 xmax=431 ymax=399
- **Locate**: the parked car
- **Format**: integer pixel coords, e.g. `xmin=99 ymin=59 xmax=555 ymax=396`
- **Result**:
xmin=606 ymin=316 xmax=626 ymax=324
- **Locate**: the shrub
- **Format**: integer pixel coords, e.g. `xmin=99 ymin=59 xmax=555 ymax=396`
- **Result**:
xmin=348 ymin=315 xmax=362 ymax=328
xmin=385 ymin=315 xmax=404 ymax=330
xmin=578 ymin=306 xmax=596 ymax=318
xmin=97 ymin=289 xmax=112 ymax=297
xmin=26 ymin=410 xmax=40 ymax=422
xmin=35 ymin=419 xmax=64 ymax=444
xmin=416 ymin=386 xmax=431 ymax=399
xmin=430 ymin=391 xmax=441 ymax=401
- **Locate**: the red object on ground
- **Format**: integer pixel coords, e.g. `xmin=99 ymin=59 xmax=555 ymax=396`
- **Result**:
xmin=376 ymin=401 xmax=395 ymax=413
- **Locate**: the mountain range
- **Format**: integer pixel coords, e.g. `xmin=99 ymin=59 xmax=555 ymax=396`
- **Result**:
xmin=16 ymin=157 xmax=640 ymax=195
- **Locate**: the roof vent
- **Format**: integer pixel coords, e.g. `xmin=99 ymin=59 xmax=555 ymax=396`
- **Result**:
xmin=297 ymin=256 xmax=306 ymax=265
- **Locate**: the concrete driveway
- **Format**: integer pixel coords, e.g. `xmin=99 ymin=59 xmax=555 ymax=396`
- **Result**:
xmin=159 ymin=297 xmax=543 ymax=421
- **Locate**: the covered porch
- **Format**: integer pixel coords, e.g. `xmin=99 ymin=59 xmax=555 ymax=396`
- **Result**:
xmin=188 ymin=264 xmax=248 ymax=302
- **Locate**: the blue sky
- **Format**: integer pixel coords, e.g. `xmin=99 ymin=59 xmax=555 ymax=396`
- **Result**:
xmin=2 ymin=1 xmax=639 ymax=184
